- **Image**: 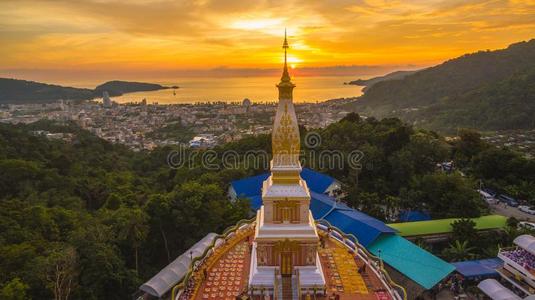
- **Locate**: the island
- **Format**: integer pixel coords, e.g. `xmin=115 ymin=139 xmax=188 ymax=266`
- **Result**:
xmin=0 ymin=78 xmax=178 ymax=104
xmin=94 ymin=80 xmax=175 ymax=97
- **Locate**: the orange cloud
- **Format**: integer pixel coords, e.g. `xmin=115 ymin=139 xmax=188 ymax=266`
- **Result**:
xmin=0 ymin=0 xmax=534 ymax=79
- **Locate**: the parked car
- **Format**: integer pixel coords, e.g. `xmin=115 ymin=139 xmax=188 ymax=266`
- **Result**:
xmin=498 ymin=194 xmax=519 ymax=207
xmin=519 ymin=221 xmax=535 ymax=230
xmin=518 ymin=205 xmax=535 ymax=215
xmin=482 ymin=188 xmax=497 ymax=197
xmin=478 ymin=190 xmax=497 ymax=204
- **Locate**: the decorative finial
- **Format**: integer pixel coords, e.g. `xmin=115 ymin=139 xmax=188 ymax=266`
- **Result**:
xmin=281 ymin=29 xmax=291 ymax=82
xmin=283 ymin=28 xmax=289 ymax=49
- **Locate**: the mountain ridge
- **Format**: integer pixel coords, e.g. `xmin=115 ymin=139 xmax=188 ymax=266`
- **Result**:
xmin=345 ymin=38 xmax=535 ymax=132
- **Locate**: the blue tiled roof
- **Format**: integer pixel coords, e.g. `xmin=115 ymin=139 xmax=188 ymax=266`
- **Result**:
xmin=309 ymin=192 xmax=337 ymax=219
xmin=301 ymin=168 xmax=336 ymax=194
xmin=311 ymin=191 xmax=396 ymax=247
xmin=368 ymin=234 xmax=455 ymax=290
xmin=231 ymin=173 xmax=269 ymax=198
xmin=230 ymin=168 xmax=335 ymax=198
xmin=249 ymin=195 xmax=263 ymax=211
xmin=452 ymin=258 xmax=503 ymax=279
xmin=323 ymin=209 xmax=397 ymax=247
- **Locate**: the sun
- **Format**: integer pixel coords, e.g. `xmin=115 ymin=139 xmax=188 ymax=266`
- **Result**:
xmin=230 ymin=18 xmax=283 ymax=31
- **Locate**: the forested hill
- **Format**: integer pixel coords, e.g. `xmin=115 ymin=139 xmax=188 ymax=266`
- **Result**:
xmin=0 ymin=78 xmax=94 ymax=103
xmin=0 ymin=78 xmax=171 ymax=104
xmin=2 ymin=116 xmax=535 ymax=298
xmin=0 ymin=120 xmax=251 ymax=299
xmin=346 ymin=39 xmax=535 ymax=132
xmin=94 ymin=80 xmax=171 ymax=97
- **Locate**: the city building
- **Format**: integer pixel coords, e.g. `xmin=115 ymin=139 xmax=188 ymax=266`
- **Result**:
xmin=103 ymin=91 xmax=112 ymax=108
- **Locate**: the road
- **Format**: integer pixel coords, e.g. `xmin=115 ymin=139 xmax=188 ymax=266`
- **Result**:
xmin=490 ymin=203 xmax=535 ymax=222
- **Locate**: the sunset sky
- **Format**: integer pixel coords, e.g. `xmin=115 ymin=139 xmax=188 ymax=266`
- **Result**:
xmin=1 ymin=0 xmax=535 ymax=81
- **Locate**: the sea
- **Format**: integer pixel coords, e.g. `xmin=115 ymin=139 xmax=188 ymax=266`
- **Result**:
xmin=69 ymin=75 xmax=365 ymax=104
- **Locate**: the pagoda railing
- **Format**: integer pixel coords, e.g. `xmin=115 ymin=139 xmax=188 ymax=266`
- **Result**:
xmin=315 ymin=220 xmax=408 ymax=300
xmin=170 ymin=217 xmax=256 ymax=300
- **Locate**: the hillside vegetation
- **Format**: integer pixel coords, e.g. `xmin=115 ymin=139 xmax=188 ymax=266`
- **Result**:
xmin=2 ymin=116 xmax=535 ymax=298
xmin=346 ymin=39 xmax=535 ymax=132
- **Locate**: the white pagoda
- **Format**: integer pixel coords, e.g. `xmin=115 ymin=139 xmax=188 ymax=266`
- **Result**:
xmin=248 ymin=31 xmax=326 ymax=296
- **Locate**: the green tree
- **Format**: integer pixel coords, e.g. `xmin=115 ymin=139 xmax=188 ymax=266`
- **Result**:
xmin=453 ymin=129 xmax=487 ymax=167
xmin=110 ymin=208 xmax=149 ymax=275
xmin=0 ymin=278 xmax=30 ymax=300
xmin=451 ymin=219 xmax=477 ymax=243
xmin=39 ymin=246 xmax=78 ymax=300
xmin=442 ymin=240 xmax=476 ymax=262
xmin=407 ymin=174 xmax=483 ymax=218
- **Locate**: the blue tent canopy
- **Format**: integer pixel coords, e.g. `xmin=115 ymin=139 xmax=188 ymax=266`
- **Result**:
xmin=398 ymin=210 xmax=431 ymax=222
xmin=452 ymin=258 xmax=503 ymax=279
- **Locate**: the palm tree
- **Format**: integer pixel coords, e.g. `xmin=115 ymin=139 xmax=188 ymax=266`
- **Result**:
xmin=443 ymin=240 xmax=475 ymax=262
xmin=117 ymin=208 xmax=149 ymax=274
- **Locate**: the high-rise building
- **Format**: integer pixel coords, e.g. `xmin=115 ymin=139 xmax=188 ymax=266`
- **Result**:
xmin=102 ymin=91 xmax=112 ymax=108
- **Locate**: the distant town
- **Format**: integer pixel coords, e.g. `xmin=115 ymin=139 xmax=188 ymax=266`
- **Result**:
xmin=0 ymin=96 xmax=354 ymax=151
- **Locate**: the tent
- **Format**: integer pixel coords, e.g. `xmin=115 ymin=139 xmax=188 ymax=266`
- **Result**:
xmin=140 ymin=233 xmax=218 ymax=298
xmin=398 ymin=210 xmax=431 ymax=222
xmin=477 ymin=279 xmax=522 ymax=300
xmin=514 ymin=235 xmax=535 ymax=255
xmin=452 ymin=258 xmax=503 ymax=279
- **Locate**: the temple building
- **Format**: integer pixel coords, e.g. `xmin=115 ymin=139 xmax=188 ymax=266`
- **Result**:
xmin=137 ymin=32 xmax=455 ymax=300
xmin=248 ymin=30 xmax=325 ymax=292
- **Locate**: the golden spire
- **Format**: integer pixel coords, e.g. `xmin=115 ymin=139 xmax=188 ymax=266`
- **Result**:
xmin=272 ymin=30 xmax=300 ymax=172
xmin=281 ymin=28 xmax=291 ymax=82
xmin=277 ymin=29 xmax=295 ymax=100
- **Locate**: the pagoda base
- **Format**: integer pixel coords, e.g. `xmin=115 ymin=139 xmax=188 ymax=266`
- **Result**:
xmin=248 ymin=244 xmax=326 ymax=291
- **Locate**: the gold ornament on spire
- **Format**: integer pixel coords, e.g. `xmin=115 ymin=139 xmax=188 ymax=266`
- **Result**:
xmin=281 ymin=28 xmax=291 ymax=83
xmin=272 ymin=30 xmax=300 ymax=168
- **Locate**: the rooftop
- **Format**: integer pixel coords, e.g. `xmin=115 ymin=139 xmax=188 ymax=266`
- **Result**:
xmin=387 ymin=215 xmax=507 ymax=237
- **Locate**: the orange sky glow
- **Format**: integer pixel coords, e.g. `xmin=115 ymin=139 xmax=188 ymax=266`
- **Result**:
xmin=1 ymin=0 xmax=534 ymax=81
